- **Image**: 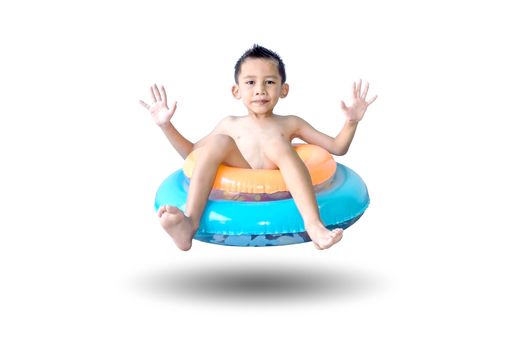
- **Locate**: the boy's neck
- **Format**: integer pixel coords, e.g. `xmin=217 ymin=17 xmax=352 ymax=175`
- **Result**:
xmin=247 ymin=111 xmax=276 ymax=120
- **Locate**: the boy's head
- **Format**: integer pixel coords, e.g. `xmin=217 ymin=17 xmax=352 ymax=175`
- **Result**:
xmin=232 ymin=45 xmax=289 ymax=114
xmin=234 ymin=44 xmax=286 ymax=85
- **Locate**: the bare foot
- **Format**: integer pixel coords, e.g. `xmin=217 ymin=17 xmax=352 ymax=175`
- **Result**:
xmin=306 ymin=223 xmax=343 ymax=250
xmin=158 ymin=205 xmax=196 ymax=251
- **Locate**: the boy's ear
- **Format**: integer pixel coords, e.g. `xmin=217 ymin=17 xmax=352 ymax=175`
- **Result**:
xmin=280 ymin=83 xmax=289 ymax=98
xmin=232 ymin=85 xmax=241 ymax=99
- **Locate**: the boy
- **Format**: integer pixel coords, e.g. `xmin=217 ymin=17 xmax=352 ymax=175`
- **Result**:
xmin=140 ymin=45 xmax=377 ymax=251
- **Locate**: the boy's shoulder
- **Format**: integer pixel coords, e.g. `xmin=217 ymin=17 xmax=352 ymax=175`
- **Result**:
xmin=214 ymin=115 xmax=238 ymax=126
xmin=279 ymin=114 xmax=307 ymax=126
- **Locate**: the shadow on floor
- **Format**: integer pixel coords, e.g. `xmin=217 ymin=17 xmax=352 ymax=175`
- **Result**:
xmin=130 ymin=261 xmax=385 ymax=303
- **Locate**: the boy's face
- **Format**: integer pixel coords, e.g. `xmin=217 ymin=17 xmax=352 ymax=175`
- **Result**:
xmin=232 ymin=58 xmax=289 ymax=115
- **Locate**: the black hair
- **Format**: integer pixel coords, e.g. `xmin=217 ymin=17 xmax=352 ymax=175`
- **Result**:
xmin=234 ymin=44 xmax=286 ymax=84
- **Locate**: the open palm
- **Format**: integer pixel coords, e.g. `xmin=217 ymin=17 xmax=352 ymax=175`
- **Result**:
xmin=340 ymin=80 xmax=377 ymax=122
xmin=139 ymin=84 xmax=177 ymax=127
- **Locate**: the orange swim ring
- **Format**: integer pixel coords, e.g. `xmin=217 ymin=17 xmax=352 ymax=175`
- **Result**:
xmin=182 ymin=144 xmax=336 ymax=194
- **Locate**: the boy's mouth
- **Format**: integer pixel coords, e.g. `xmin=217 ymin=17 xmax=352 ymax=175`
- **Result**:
xmin=252 ymin=99 xmax=270 ymax=104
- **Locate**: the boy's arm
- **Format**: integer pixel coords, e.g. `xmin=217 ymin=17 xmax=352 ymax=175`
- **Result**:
xmin=293 ymin=117 xmax=357 ymax=156
xmin=294 ymin=80 xmax=377 ymax=156
xmin=158 ymin=122 xmax=194 ymax=159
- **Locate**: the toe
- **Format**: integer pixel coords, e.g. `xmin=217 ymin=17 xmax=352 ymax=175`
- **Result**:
xmin=178 ymin=241 xmax=193 ymax=251
xmin=333 ymin=233 xmax=343 ymax=244
xmin=165 ymin=205 xmax=182 ymax=215
xmin=330 ymin=228 xmax=343 ymax=239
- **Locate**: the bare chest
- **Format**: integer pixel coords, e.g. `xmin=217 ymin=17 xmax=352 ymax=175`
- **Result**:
xmin=226 ymin=118 xmax=294 ymax=169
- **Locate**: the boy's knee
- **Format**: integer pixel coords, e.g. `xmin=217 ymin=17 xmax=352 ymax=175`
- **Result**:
xmin=206 ymin=134 xmax=236 ymax=150
xmin=263 ymin=137 xmax=293 ymax=161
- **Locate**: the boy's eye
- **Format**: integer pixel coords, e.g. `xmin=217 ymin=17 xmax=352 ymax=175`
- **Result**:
xmin=266 ymin=80 xmax=275 ymax=85
xmin=246 ymin=81 xmax=255 ymax=85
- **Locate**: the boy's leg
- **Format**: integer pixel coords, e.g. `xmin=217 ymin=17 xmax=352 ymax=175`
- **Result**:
xmin=262 ymin=139 xmax=343 ymax=249
xmin=159 ymin=134 xmax=250 ymax=250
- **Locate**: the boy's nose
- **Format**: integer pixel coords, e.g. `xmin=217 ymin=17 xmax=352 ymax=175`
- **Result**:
xmin=255 ymin=86 xmax=266 ymax=95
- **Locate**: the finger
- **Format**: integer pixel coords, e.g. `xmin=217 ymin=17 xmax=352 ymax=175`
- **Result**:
xmin=353 ymin=81 xmax=358 ymax=99
xmin=158 ymin=205 xmax=166 ymax=218
xmin=169 ymin=100 xmax=178 ymax=116
xmin=161 ymin=85 xmax=168 ymax=105
xmin=153 ymin=84 xmax=162 ymax=101
xmin=150 ymin=86 xmax=158 ymax=102
xmin=362 ymin=82 xmax=369 ymax=99
xmin=139 ymin=100 xmax=150 ymax=110
xmin=356 ymin=79 xmax=362 ymax=96
xmin=367 ymin=95 xmax=378 ymax=105
xmin=340 ymin=100 xmax=348 ymax=110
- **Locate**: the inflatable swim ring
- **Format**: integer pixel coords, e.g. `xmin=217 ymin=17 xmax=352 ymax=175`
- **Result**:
xmin=155 ymin=144 xmax=369 ymax=247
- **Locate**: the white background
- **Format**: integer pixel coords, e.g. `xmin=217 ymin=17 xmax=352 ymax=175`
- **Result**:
xmin=1 ymin=0 xmax=524 ymax=348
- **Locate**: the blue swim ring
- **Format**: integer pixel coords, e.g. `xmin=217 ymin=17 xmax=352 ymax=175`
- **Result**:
xmin=154 ymin=163 xmax=370 ymax=247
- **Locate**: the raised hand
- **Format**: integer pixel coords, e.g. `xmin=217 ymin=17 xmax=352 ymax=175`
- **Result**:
xmin=340 ymin=80 xmax=377 ymax=123
xmin=139 ymin=84 xmax=177 ymax=127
